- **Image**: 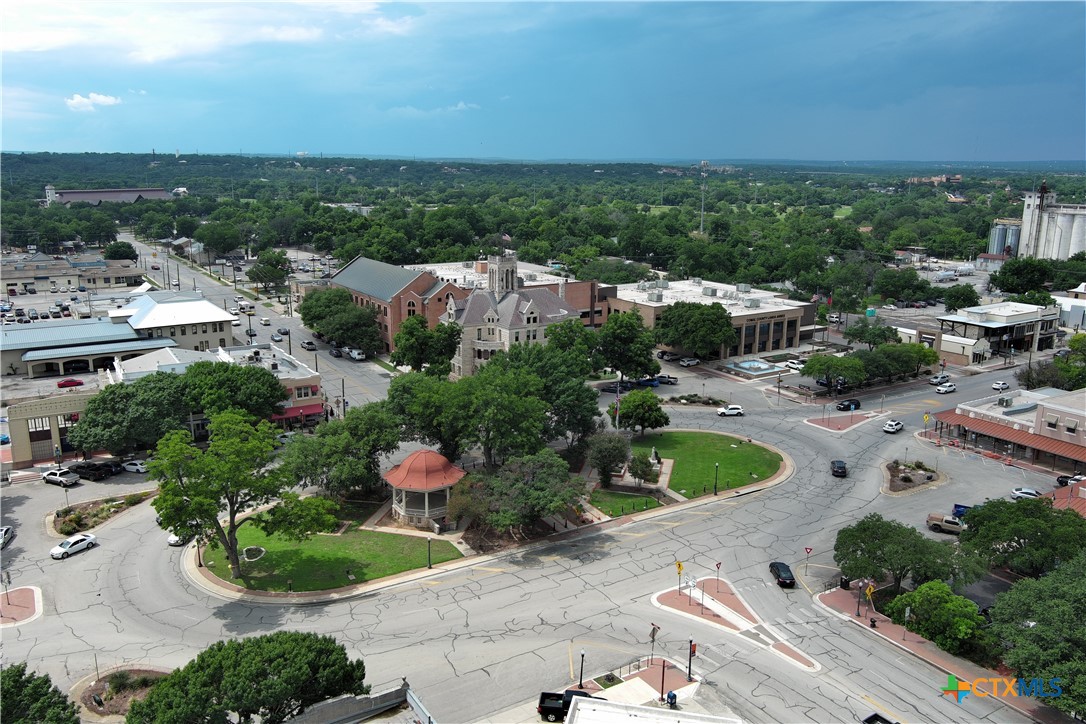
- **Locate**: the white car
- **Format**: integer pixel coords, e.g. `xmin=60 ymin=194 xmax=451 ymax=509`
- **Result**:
xmin=827 ymin=313 xmax=840 ymax=323
xmin=122 ymin=460 xmax=147 ymax=473
xmin=882 ymin=419 xmax=904 ymax=433
xmin=992 ymin=381 xmax=1010 ymax=391
xmin=882 ymin=304 xmax=896 ymax=310
xmin=935 ymin=383 xmax=957 ymax=394
xmin=1010 ymin=487 xmax=1041 ymax=501
xmin=231 ymin=320 xmax=242 ymax=327
xmin=679 ymin=357 xmax=701 ymax=367
xmin=929 ymin=374 xmax=950 ymax=385
xmin=716 ymin=405 xmax=744 ymax=417
xmin=785 ymin=359 xmax=804 ymax=371
xmin=51 ymin=533 xmax=96 ymax=559
xmin=229 ymin=307 xmax=239 ymax=314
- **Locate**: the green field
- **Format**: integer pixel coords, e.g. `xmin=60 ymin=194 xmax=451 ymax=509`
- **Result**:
xmin=833 ymin=205 xmax=853 ymax=218
xmin=631 ymin=431 xmax=782 ymax=499
xmin=590 ymin=488 xmax=661 ymax=517
xmin=203 ymin=504 xmax=461 ymax=591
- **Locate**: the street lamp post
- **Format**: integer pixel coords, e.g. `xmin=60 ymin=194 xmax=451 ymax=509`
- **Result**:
xmin=777 ymin=373 xmax=782 ymax=404
xmin=714 ymin=462 xmax=719 ymax=496
xmin=578 ymin=649 xmax=586 ymax=689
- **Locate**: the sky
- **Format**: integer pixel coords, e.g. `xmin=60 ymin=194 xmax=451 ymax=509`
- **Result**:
xmin=2 ymin=1 xmax=1084 ymax=163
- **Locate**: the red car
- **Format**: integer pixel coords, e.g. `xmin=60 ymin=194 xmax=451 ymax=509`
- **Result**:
xmin=56 ymin=378 xmax=84 ymax=388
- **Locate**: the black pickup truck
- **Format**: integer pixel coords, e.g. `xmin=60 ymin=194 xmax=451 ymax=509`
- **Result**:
xmin=538 ymin=690 xmax=602 ymax=722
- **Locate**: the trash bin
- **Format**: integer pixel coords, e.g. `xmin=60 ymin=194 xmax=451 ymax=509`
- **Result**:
xmin=840 ymin=576 xmax=850 ymax=590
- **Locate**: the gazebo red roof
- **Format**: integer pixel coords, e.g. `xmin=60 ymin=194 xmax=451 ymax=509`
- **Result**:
xmin=383 ymin=450 xmax=466 ymax=491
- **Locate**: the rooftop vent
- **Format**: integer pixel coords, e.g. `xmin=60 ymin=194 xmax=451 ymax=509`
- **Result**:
xmin=736 ymin=283 xmax=752 ymax=293
xmin=647 ymin=290 xmax=664 ymax=302
xmin=702 ymin=287 xmax=717 ymax=297
xmin=656 ymin=280 xmax=669 ymax=289
xmin=743 ymin=298 xmax=761 ymax=308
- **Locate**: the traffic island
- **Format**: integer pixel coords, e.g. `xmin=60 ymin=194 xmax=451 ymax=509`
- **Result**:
xmin=0 ymin=586 xmax=42 ymax=628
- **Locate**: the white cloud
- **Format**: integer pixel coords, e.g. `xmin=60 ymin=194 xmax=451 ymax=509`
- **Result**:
xmin=387 ymin=101 xmax=481 ymax=120
xmin=65 ymin=93 xmax=122 ymax=112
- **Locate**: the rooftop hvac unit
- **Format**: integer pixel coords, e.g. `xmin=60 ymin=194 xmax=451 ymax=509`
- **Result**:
xmin=702 ymin=287 xmax=717 ymax=297
xmin=462 ymin=261 xmax=473 ymax=268
xmin=997 ymin=397 xmax=1011 ymax=407
xmin=253 ymin=350 xmax=261 ymax=358
xmin=657 ymin=279 xmax=669 ymax=288
xmin=736 ymin=283 xmax=752 ymax=293
xmin=637 ymin=282 xmax=649 ymax=291
xmin=270 ymin=362 xmax=279 ymax=371
xmin=524 ymin=273 xmax=536 ymax=281
xmin=743 ymin=298 xmax=761 ymax=308
xmin=647 ymin=291 xmax=664 ymax=302
xmin=692 ymin=277 xmax=702 ymax=285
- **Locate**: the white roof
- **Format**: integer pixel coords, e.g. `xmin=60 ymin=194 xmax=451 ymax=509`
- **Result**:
xmin=110 ymin=291 xmax=235 ymax=329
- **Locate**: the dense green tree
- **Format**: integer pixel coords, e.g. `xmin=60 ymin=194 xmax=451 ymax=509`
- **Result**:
xmin=127 ymin=631 xmax=368 ymax=724
xmin=961 ymin=498 xmax=1086 ymax=577
xmin=66 ymin=372 xmax=190 ymax=455
xmin=597 ymin=310 xmax=659 ymax=382
xmin=1006 ymin=289 xmax=1057 ymax=307
xmin=987 ymin=551 xmax=1086 ymax=716
xmin=989 ymin=257 xmax=1052 ymax=293
xmin=627 ymin=451 xmax=659 ymax=487
xmin=843 ymin=318 xmax=900 ymax=350
xmin=464 ymin=365 xmax=549 ymax=470
xmin=182 ymin=361 xmax=290 ymax=419
xmin=800 ymin=354 xmax=867 ymax=391
xmin=1 ymin=663 xmax=79 ymax=724
xmin=834 ymin=513 xmax=963 ymax=593
xmin=654 ymin=301 xmax=738 ymax=359
xmin=478 ymin=449 xmax=583 ymax=533
xmin=587 ymin=431 xmax=630 ymax=486
xmin=102 ymin=240 xmax=138 ymax=261
xmin=149 ymin=411 xmax=337 ymax=579
xmin=247 ymin=249 xmax=291 ymax=290
xmin=318 ymin=304 xmax=383 ymax=353
xmin=279 ymin=403 xmax=401 ymax=496
xmin=942 ymin=283 xmax=981 ymax=312
xmin=386 ymin=373 xmax=475 ymax=461
xmin=389 ymin=315 xmax=462 ymax=377
xmin=298 ymin=287 xmax=354 ymax=329
xmin=885 ymin=581 xmax=986 ymax=655
xmin=194 ymin=221 xmax=242 ymax=257
xmin=609 ymin=388 xmax=670 ymax=437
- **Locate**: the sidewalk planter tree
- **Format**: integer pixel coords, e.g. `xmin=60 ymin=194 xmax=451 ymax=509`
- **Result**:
xmin=587 ymin=431 xmax=630 ymax=488
xmin=885 ymin=581 xmax=985 ymax=655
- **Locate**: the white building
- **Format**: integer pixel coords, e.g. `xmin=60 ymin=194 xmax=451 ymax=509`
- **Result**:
xmin=1019 ymin=182 xmax=1086 ymax=261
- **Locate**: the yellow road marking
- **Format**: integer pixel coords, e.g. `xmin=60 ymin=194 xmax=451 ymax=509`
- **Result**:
xmin=862 ymin=695 xmax=906 ymax=724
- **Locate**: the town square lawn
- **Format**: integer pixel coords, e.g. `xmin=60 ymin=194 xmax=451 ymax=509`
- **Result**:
xmin=631 ymin=430 xmax=782 ymax=499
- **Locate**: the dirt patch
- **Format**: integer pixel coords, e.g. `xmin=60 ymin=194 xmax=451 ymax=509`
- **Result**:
xmin=887 ymin=462 xmax=936 ymax=492
xmin=81 ymin=669 xmax=166 ymax=717
xmin=460 ymin=518 xmax=559 ymax=554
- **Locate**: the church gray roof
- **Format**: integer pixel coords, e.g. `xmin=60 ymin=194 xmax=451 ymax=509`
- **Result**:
xmin=332 ymin=256 xmax=427 ymax=303
xmin=451 ymin=287 xmax=578 ymax=327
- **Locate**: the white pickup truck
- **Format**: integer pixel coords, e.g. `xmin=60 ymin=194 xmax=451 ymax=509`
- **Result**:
xmin=927 ymin=514 xmax=965 ymax=534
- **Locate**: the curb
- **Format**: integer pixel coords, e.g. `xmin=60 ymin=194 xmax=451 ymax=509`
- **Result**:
xmin=43 ymin=488 xmax=159 ymax=539
xmin=69 ymin=664 xmax=172 ymax=723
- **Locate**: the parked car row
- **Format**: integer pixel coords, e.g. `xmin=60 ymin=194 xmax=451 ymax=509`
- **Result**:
xmin=42 ymin=459 xmax=147 ymax=485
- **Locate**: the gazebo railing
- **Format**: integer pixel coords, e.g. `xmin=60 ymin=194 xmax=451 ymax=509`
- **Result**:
xmin=402 ymin=506 xmax=448 ymax=518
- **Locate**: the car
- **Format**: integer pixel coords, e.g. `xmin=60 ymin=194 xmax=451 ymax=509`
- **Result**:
xmin=827 ymin=313 xmax=840 ymax=323
xmin=231 ymin=320 xmax=242 ymax=327
xmin=77 ymin=285 xmax=87 ymax=292
xmin=329 ymin=347 xmax=343 ymax=357
xmin=43 ymin=468 xmax=80 ymax=487
xmin=882 ymin=419 xmax=904 ymax=433
xmin=1 ymin=526 xmax=13 ymax=550
xmin=655 ymin=374 xmax=678 ymax=385
xmin=929 ymin=374 xmax=950 ymax=385
xmin=172 ymin=279 xmax=181 ymax=287
xmin=830 ymin=460 xmax=848 ymax=477
xmin=660 ymin=352 xmax=681 ymax=362
xmin=50 ymin=533 xmax=97 ymax=559
xmin=270 ymin=333 xmax=283 ymax=342
xmin=1011 ymin=487 xmax=1041 ymax=501
xmin=66 ymin=462 xmax=109 ymax=481
xmin=992 ymin=381 xmax=1010 ymax=391
xmin=784 ymin=359 xmax=804 ymax=371
xmin=245 ymin=328 xmax=257 ymax=337
xmin=637 ymin=376 xmax=660 ymax=387
xmin=679 ymin=357 xmax=700 ymax=367
xmin=276 ymin=328 xmax=290 ymax=336
xmin=276 ymin=431 xmax=298 ymax=446
xmin=167 ymin=522 xmax=199 ymax=546
xmin=1054 ymin=349 xmax=1072 ymax=359
xmin=229 ymin=307 xmax=239 ymax=314
xmin=300 ymin=340 xmax=317 ymax=351
xmin=656 ymin=351 xmax=668 ymax=359
xmin=1056 ymin=474 xmax=1085 ymax=487
xmin=835 ymin=399 xmax=861 ymax=411
xmin=769 ymin=561 xmax=796 ymax=588
xmin=716 ymin=405 xmax=744 ymax=417
xmin=122 ymin=460 xmax=147 ymax=473
xmin=935 ymin=383 xmax=957 ymax=394
xmin=882 ymin=304 xmax=896 ymax=310
xmin=151 ymin=264 xmax=161 ymax=270
xmin=599 ymin=380 xmax=635 ymax=393
xmin=0 ymin=433 xmax=9 ymax=445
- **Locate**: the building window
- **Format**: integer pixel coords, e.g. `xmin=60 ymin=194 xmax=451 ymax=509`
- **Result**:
xmin=156 ymin=328 xmax=163 ymax=337
xmin=514 ymin=331 xmax=520 ymax=342
xmin=28 ymin=416 xmax=50 ymax=432
xmin=103 ymin=277 xmax=111 ymax=284
xmin=180 ymin=326 xmax=186 ymax=335
xmin=170 ymin=327 xmax=176 ymax=336
xmin=1045 ymin=414 xmax=1059 ymax=429
xmin=297 ymin=387 xmax=311 ymax=399
xmin=407 ymin=301 xmax=416 ymax=317
xmin=1066 ymin=420 xmax=1079 ymax=434
xmin=202 ymin=324 xmax=208 ymax=334
xmin=219 ymin=338 xmax=226 ymax=348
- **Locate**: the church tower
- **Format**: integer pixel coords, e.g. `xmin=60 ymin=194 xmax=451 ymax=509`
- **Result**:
xmin=487 ymin=254 xmax=518 ymax=297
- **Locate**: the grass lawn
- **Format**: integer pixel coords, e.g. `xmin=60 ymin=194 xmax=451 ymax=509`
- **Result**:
xmin=631 ymin=431 xmax=782 ymax=499
xmin=203 ymin=501 xmax=461 ymax=592
xmin=834 ymin=205 xmax=853 ymax=218
xmin=590 ymin=489 xmax=661 ymax=517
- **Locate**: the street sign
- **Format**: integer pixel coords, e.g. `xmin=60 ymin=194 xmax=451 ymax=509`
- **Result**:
xmin=650 ymin=623 xmax=660 ymax=642
xmin=804 ymin=547 xmax=812 ymax=554
xmin=675 ymin=561 xmax=684 ymax=575
xmin=923 ymin=413 xmax=930 ymax=424
xmin=865 ymin=584 xmax=875 ymax=598
xmin=715 ymin=562 xmax=721 ymax=570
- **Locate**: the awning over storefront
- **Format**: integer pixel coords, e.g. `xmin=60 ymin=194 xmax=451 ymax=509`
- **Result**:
xmin=934 ymin=410 xmax=1086 ymax=463
xmin=272 ymin=402 xmax=325 ymax=421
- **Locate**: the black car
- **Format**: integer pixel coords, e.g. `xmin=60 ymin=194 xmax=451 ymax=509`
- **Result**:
xmin=66 ymin=462 xmax=109 ymax=481
xmin=1056 ymin=474 xmax=1085 ymax=487
xmin=769 ymin=561 xmax=795 ymax=588
xmin=835 ymin=399 xmax=861 ymax=411
xmin=245 ymin=328 xmax=257 ymax=337
xmin=276 ymin=328 xmax=290 ymax=336
xmin=329 ymin=347 xmax=343 ymax=358
xmin=599 ymin=380 xmax=635 ymax=393
xmin=831 ymin=460 xmax=848 ymax=478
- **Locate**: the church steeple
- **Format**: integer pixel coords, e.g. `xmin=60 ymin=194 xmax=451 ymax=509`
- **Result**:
xmin=487 ymin=254 xmax=518 ymax=297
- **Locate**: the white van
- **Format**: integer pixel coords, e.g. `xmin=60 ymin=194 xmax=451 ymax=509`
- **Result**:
xmin=347 ymin=349 xmax=366 ymax=361
xmin=259 ymin=317 xmax=271 ymax=326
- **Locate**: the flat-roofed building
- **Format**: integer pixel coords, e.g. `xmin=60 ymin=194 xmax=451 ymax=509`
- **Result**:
xmin=2 ymin=252 xmax=144 ymax=295
xmin=610 ymin=279 xmax=816 ymax=359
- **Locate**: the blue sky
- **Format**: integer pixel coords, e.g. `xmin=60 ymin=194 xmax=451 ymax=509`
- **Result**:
xmin=2 ymin=2 xmax=1084 ymax=162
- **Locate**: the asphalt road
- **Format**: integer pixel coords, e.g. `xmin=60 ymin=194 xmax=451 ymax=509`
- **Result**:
xmin=0 ymin=250 xmax=1054 ymax=723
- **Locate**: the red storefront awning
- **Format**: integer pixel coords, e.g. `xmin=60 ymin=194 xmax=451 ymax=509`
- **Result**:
xmin=272 ymin=402 xmax=326 ymax=421
xmin=934 ymin=410 xmax=1086 ymax=463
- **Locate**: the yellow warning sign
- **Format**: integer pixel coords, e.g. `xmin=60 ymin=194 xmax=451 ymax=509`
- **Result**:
xmin=675 ymin=562 xmax=684 ymax=575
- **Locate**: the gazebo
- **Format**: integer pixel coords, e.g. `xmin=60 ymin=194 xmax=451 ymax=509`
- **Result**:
xmin=383 ymin=450 xmax=466 ymax=528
